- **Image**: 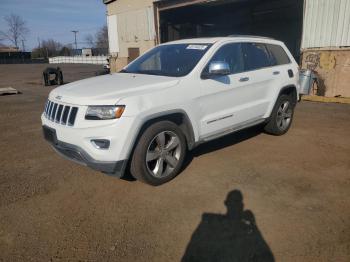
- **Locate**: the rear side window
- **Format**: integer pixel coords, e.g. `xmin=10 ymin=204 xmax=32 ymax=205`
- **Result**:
xmin=266 ymin=44 xmax=291 ymax=66
xmin=242 ymin=43 xmax=271 ymax=71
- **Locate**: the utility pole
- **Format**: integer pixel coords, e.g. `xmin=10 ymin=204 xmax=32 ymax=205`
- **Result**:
xmin=21 ymin=40 xmax=25 ymax=52
xmin=71 ymin=30 xmax=79 ymax=51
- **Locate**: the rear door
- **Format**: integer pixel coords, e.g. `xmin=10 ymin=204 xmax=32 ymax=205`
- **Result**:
xmin=239 ymin=42 xmax=277 ymax=119
xmin=265 ymin=43 xmax=296 ymax=86
xmin=264 ymin=43 xmax=297 ymax=113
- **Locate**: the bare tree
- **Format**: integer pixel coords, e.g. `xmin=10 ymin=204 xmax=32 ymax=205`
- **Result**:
xmin=82 ymin=26 xmax=108 ymax=54
xmin=0 ymin=14 xmax=29 ymax=48
xmin=84 ymin=34 xmax=95 ymax=48
xmin=95 ymin=25 xmax=108 ymax=49
xmin=31 ymin=39 xmax=63 ymax=58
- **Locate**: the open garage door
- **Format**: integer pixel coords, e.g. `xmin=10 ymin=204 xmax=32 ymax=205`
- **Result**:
xmin=156 ymin=0 xmax=304 ymax=60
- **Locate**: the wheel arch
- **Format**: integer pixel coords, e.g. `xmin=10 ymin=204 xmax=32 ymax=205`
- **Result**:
xmin=126 ymin=109 xmax=196 ymax=162
xmin=265 ymin=84 xmax=298 ymax=119
xmin=278 ymin=85 xmax=298 ymax=106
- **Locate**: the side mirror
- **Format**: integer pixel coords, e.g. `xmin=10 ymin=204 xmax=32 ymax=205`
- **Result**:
xmin=208 ymin=61 xmax=230 ymax=76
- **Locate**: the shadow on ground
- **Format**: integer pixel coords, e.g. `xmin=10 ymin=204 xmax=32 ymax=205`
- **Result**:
xmin=182 ymin=190 xmax=275 ymax=262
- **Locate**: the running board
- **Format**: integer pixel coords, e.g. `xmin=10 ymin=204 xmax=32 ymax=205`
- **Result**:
xmin=201 ymin=118 xmax=266 ymax=143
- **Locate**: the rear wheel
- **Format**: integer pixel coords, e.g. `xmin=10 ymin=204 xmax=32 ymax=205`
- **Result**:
xmin=264 ymin=94 xmax=295 ymax=135
xmin=130 ymin=121 xmax=186 ymax=186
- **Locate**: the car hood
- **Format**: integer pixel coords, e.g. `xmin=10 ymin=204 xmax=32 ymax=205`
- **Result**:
xmin=49 ymin=73 xmax=180 ymax=105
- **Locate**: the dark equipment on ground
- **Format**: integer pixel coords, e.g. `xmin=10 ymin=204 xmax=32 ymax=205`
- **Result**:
xmin=42 ymin=67 xmax=64 ymax=86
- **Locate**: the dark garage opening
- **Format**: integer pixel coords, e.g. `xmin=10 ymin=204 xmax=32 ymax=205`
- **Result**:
xmin=158 ymin=0 xmax=304 ymax=61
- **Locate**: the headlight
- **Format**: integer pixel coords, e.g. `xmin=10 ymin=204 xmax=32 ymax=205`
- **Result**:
xmin=85 ymin=105 xmax=125 ymax=120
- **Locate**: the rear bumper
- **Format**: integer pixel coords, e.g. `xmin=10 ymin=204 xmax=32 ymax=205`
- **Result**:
xmin=43 ymin=125 xmax=127 ymax=176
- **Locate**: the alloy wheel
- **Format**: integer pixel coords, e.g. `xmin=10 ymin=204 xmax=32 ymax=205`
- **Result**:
xmin=276 ymin=101 xmax=292 ymax=131
xmin=146 ymin=131 xmax=182 ymax=178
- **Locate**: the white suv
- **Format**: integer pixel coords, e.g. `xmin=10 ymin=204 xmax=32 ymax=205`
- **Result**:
xmin=42 ymin=36 xmax=300 ymax=186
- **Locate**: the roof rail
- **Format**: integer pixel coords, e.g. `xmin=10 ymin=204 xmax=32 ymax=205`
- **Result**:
xmin=227 ymin=35 xmax=275 ymax=40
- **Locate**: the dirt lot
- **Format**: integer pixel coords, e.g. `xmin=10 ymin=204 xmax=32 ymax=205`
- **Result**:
xmin=0 ymin=64 xmax=349 ymax=261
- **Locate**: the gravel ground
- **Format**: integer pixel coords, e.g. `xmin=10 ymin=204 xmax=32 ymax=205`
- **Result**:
xmin=0 ymin=64 xmax=349 ymax=261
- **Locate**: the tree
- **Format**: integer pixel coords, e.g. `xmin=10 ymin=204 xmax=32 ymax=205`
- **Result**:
xmin=0 ymin=14 xmax=29 ymax=48
xmin=59 ymin=46 xmax=72 ymax=56
xmin=84 ymin=34 xmax=94 ymax=48
xmin=31 ymin=39 xmax=64 ymax=58
xmin=83 ymin=26 xmax=108 ymax=50
xmin=41 ymin=39 xmax=62 ymax=56
xmin=95 ymin=25 xmax=108 ymax=49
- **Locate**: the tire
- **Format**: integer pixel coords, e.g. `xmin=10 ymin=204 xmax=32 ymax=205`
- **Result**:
xmin=42 ymin=74 xmax=48 ymax=87
xmin=130 ymin=121 xmax=186 ymax=186
xmin=57 ymin=72 xmax=64 ymax=85
xmin=264 ymin=94 xmax=295 ymax=136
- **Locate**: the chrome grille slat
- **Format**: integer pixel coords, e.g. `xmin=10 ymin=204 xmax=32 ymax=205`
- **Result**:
xmin=43 ymin=100 xmax=78 ymax=127
xmin=55 ymin=105 xmax=64 ymax=123
xmin=51 ymin=103 xmax=58 ymax=120
xmin=44 ymin=101 xmax=49 ymax=116
xmin=48 ymin=102 xmax=54 ymax=118
xmin=46 ymin=101 xmax=51 ymax=116
xmin=66 ymin=107 xmax=72 ymax=125
xmin=68 ymin=107 xmax=78 ymax=126
xmin=53 ymin=103 xmax=59 ymax=121
xmin=45 ymin=101 xmax=50 ymax=116
xmin=61 ymin=106 xmax=70 ymax=125
xmin=48 ymin=101 xmax=53 ymax=116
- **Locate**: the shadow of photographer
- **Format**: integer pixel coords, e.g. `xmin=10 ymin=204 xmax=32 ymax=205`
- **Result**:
xmin=182 ymin=190 xmax=275 ymax=262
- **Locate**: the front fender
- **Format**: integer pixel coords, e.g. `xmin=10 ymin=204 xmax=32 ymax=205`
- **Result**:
xmin=119 ymin=108 xmax=199 ymax=162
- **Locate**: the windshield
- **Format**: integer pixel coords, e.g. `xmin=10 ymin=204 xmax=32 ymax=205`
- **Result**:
xmin=121 ymin=43 xmax=212 ymax=77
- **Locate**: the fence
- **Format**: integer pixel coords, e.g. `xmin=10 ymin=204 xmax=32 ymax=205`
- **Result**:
xmin=49 ymin=56 xmax=108 ymax=65
xmin=0 ymin=58 xmax=48 ymax=64
xmin=0 ymin=52 xmax=48 ymax=64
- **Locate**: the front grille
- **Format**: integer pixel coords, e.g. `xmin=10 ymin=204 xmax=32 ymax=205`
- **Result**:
xmin=44 ymin=100 xmax=78 ymax=126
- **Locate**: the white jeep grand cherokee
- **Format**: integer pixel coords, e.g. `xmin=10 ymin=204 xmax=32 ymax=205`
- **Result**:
xmin=42 ymin=36 xmax=299 ymax=186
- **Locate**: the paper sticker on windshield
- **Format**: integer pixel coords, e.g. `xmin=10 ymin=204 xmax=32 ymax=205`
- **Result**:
xmin=186 ymin=45 xmax=208 ymax=50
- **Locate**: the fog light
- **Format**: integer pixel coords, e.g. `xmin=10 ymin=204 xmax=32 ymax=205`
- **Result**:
xmin=91 ymin=139 xmax=110 ymax=149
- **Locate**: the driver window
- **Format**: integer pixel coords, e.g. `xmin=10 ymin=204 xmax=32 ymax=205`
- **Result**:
xmin=204 ymin=43 xmax=244 ymax=75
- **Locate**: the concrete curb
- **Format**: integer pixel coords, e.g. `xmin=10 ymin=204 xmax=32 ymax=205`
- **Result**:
xmin=301 ymin=95 xmax=350 ymax=104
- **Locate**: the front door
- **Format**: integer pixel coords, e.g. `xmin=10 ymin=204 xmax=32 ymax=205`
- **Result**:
xmin=198 ymin=42 xmax=273 ymax=139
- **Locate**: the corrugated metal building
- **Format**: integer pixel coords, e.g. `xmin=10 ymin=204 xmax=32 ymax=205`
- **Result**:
xmin=104 ymin=0 xmax=350 ymax=97
xmin=301 ymin=0 xmax=350 ymax=97
xmin=302 ymin=0 xmax=350 ymax=49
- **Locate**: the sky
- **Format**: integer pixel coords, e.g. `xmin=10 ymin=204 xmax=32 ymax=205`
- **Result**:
xmin=0 ymin=0 xmax=107 ymax=51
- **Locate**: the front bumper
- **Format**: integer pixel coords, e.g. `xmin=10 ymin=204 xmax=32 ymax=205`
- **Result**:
xmin=43 ymin=125 xmax=127 ymax=176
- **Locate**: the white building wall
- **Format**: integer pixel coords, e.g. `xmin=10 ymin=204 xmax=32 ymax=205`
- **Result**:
xmin=49 ymin=56 xmax=108 ymax=65
xmin=302 ymin=0 xmax=350 ymax=49
xmin=117 ymin=6 xmax=156 ymax=57
xmin=107 ymin=14 xmax=120 ymax=54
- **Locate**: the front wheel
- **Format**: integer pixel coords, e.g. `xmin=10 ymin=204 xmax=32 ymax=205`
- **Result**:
xmin=264 ymin=94 xmax=295 ymax=136
xmin=130 ymin=121 xmax=186 ymax=186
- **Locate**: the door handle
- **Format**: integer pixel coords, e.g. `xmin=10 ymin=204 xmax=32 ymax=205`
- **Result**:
xmin=273 ymin=71 xmax=280 ymax=75
xmin=288 ymin=69 xmax=294 ymax=78
xmin=239 ymin=77 xmax=249 ymax=82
